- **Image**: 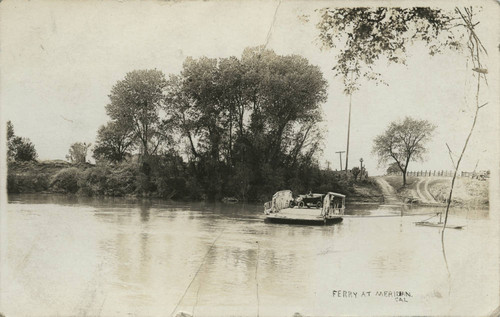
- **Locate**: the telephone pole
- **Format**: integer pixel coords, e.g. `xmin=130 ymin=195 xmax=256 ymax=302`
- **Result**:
xmin=335 ymin=151 xmax=345 ymax=171
xmin=345 ymin=93 xmax=352 ymax=172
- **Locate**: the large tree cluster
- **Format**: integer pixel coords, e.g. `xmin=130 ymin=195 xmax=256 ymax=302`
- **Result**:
xmin=93 ymin=47 xmax=329 ymax=200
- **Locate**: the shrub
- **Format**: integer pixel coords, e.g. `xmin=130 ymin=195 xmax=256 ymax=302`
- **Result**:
xmin=7 ymin=173 xmax=50 ymax=193
xmin=100 ymin=162 xmax=137 ymax=196
xmin=50 ymin=168 xmax=81 ymax=193
xmin=78 ymin=165 xmax=111 ymax=196
xmin=7 ymin=174 xmax=19 ymax=194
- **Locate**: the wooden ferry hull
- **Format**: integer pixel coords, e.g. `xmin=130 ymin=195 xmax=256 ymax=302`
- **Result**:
xmin=265 ymin=215 xmax=343 ymax=225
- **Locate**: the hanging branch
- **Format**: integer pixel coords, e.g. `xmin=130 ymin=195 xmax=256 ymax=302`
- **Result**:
xmin=445 ymin=143 xmax=457 ymax=169
xmin=442 ymin=7 xmax=488 ymax=233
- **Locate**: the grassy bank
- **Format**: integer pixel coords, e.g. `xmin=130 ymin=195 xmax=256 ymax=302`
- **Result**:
xmin=428 ymin=178 xmax=489 ymax=206
xmin=382 ymin=175 xmax=420 ymax=201
xmin=349 ymin=180 xmax=384 ymax=203
xmin=7 ymin=160 xmax=383 ymax=202
xmin=382 ymin=175 xmax=489 ymax=206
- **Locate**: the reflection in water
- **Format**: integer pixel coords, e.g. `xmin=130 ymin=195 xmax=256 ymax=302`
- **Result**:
xmin=139 ymin=201 xmax=152 ymax=222
xmin=3 ymin=195 xmax=498 ymax=317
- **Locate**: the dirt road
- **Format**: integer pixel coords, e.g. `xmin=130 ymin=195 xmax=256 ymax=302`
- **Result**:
xmin=415 ymin=178 xmax=438 ymax=203
xmin=374 ymin=177 xmax=401 ymax=205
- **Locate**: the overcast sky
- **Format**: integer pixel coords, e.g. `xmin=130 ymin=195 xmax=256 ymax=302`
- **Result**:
xmin=1 ymin=0 xmax=498 ymax=175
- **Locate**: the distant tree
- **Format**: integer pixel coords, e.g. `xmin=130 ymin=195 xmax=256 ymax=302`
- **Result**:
xmin=66 ymin=142 xmax=91 ymax=164
xmin=7 ymin=121 xmax=14 ymax=139
xmin=373 ymin=117 xmax=436 ymax=186
xmin=351 ymin=166 xmax=360 ymax=180
xmin=386 ymin=162 xmax=402 ymax=175
xmin=12 ymin=138 xmax=38 ymax=162
xmin=7 ymin=121 xmax=16 ymax=160
xmin=361 ymin=167 xmax=368 ymax=179
xmin=106 ymin=69 xmax=169 ymax=158
xmin=93 ymin=121 xmax=135 ymax=163
xmin=7 ymin=120 xmax=38 ymax=162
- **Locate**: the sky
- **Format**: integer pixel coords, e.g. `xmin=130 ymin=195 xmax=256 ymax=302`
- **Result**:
xmin=1 ymin=0 xmax=499 ymax=175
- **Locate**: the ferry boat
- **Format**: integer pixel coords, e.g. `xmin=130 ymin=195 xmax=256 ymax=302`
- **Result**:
xmin=264 ymin=190 xmax=345 ymax=225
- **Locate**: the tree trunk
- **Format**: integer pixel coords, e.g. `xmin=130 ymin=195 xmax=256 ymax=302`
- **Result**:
xmin=187 ymin=131 xmax=199 ymax=158
xmin=229 ymin=107 xmax=233 ymax=164
xmin=402 ymin=155 xmax=411 ymax=187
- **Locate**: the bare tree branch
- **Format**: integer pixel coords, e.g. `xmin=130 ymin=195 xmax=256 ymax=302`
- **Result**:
xmin=445 ymin=143 xmax=457 ymax=169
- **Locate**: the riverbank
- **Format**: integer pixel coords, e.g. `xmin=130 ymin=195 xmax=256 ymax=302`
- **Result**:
xmin=7 ymin=160 xmax=384 ymax=203
xmin=381 ymin=175 xmax=489 ymax=207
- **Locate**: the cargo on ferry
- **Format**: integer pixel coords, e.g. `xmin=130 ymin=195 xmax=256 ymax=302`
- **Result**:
xmin=264 ymin=190 xmax=345 ymax=225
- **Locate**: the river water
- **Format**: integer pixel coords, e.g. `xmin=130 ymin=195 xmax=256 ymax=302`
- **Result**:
xmin=1 ymin=194 xmax=498 ymax=317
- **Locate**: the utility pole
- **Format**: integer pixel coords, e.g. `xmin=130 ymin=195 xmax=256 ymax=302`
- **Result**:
xmin=335 ymin=151 xmax=345 ymax=171
xmin=326 ymin=161 xmax=331 ymax=171
xmin=345 ymin=92 xmax=352 ymax=172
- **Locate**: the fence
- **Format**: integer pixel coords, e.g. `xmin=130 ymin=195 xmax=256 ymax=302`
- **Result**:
xmin=389 ymin=170 xmax=490 ymax=178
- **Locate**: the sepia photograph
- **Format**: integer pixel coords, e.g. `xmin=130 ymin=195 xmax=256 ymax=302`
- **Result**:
xmin=0 ymin=0 xmax=499 ymax=316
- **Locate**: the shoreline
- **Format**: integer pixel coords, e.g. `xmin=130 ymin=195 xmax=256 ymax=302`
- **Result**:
xmin=7 ymin=160 xmax=384 ymax=203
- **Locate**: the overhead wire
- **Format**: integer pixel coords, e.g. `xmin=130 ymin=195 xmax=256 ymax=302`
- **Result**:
xmin=170 ymin=229 xmax=225 ymax=317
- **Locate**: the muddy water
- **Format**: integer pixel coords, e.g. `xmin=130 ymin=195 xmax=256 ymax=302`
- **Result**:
xmin=2 ymin=195 xmax=498 ymax=316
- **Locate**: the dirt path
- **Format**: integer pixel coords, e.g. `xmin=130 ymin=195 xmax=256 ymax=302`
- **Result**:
xmin=374 ymin=177 xmax=401 ymax=205
xmin=415 ymin=178 xmax=438 ymax=203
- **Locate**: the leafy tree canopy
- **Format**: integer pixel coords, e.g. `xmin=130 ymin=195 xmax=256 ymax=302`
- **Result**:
xmin=66 ymin=142 xmax=91 ymax=164
xmin=372 ymin=117 xmax=435 ymax=185
xmin=317 ymin=7 xmax=461 ymax=93
xmin=165 ymin=47 xmax=327 ymax=169
xmin=7 ymin=120 xmax=38 ymax=162
xmin=106 ymin=69 xmax=170 ymax=158
xmin=93 ymin=121 xmax=135 ymax=163
xmin=386 ymin=162 xmax=403 ymax=175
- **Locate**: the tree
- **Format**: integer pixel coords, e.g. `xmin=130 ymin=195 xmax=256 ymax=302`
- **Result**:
xmin=93 ymin=121 xmax=135 ymax=162
xmin=386 ymin=162 xmax=402 ymax=175
xmin=351 ymin=166 xmax=360 ymax=181
xmin=372 ymin=117 xmax=436 ymax=186
xmin=106 ymin=69 xmax=169 ymax=159
xmin=7 ymin=120 xmax=17 ymax=161
xmin=7 ymin=121 xmax=14 ymax=139
xmin=66 ymin=142 xmax=91 ymax=164
xmin=7 ymin=120 xmax=38 ymax=162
